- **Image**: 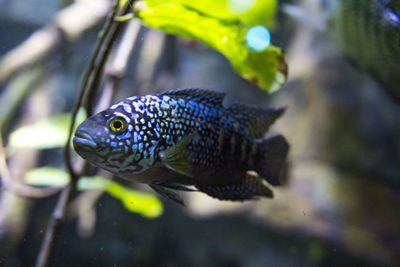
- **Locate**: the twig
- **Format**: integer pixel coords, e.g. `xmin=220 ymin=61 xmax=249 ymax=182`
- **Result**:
xmin=35 ymin=1 xmax=136 ymax=266
xmin=0 ymin=134 xmax=62 ymax=198
xmin=99 ymin=18 xmax=141 ymax=111
xmin=34 ymin=183 xmax=74 ymax=267
xmin=64 ymin=0 xmax=135 ymax=176
xmin=84 ymin=3 xmax=136 ymax=116
xmin=62 ymin=20 xmax=141 ymax=238
xmin=64 ymin=0 xmax=121 ymax=178
xmin=36 ymin=2 xmax=120 ymax=266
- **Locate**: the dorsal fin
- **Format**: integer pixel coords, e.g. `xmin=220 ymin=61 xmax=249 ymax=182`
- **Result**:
xmin=160 ymin=88 xmax=225 ymax=107
xmin=227 ymin=104 xmax=285 ymax=139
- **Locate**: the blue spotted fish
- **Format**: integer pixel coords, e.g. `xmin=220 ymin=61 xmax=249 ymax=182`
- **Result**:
xmin=73 ymin=88 xmax=289 ymax=204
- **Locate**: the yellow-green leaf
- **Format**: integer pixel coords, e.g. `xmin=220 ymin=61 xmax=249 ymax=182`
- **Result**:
xmin=8 ymin=108 xmax=86 ymax=150
xmin=106 ymin=181 xmax=163 ymax=218
xmin=136 ymin=3 xmax=287 ymax=93
xmin=24 ymin=167 xmax=163 ymax=218
xmin=144 ymin=0 xmax=277 ymax=28
xmin=25 ymin=167 xmax=70 ymax=187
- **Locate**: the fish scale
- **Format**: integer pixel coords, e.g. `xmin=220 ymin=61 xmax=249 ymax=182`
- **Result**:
xmin=73 ymin=88 xmax=289 ymax=203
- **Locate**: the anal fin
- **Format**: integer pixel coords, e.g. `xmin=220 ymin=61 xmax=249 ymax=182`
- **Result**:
xmin=196 ymin=172 xmax=273 ymax=201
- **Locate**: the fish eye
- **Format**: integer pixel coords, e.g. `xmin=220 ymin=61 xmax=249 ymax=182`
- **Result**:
xmin=108 ymin=116 xmax=128 ymax=134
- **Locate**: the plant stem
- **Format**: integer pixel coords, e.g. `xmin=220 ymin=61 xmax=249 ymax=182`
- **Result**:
xmin=84 ymin=3 xmax=135 ymax=116
xmin=64 ymin=0 xmax=120 ymax=178
xmin=34 ymin=182 xmax=75 ymax=267
xmin=35 ymin=1 xmax=136 ymax=266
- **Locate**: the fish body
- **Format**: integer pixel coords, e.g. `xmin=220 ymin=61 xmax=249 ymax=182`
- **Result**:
xmin=73 ymin=88 xmax=288 ymax=203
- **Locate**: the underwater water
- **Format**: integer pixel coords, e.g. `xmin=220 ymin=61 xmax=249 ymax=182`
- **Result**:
xmin=0 ymin=0 xmax=399 ymax=266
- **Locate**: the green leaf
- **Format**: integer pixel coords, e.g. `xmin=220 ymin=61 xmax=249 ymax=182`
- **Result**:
xmin=24 ymin=167 xmax=163 ymax=218
xmin=25 ymin=167 xmax=70 ymax=187
xmin=8 ymin=108 xmax=86 ymax=150
xmin=136 ymin=3 xmax=287 ymax=93
xmin=106 ymin=181 xmax=163 ymax=218
xmin=144 ymin=0 xmax=278 ymax=28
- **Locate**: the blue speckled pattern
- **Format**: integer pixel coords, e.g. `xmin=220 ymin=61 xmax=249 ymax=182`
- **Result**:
xmin=73 ymin=88 xmax=289 ymax=201
xmin=74 ymin=89 xmax=223 ymax=174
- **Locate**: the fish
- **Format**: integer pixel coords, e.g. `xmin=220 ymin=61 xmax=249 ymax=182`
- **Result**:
xmin=73 ymin=88 xmax=289 ymax=204
xmin=329 ymin=0 xmax=400 ymax=100
xmin=284 ymin=0 xmax=400 ymax=101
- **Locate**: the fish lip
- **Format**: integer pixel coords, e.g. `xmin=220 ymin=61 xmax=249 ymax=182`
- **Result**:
xmin=73 ymin=131 xmax=97 ymax=150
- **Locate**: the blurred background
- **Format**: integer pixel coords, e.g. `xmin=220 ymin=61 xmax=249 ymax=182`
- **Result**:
xmin=0 ymin=0 xmax=399 ymax=266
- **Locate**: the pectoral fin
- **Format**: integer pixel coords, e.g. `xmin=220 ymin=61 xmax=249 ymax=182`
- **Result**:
xmin=149 ymin=184 xmax=185 ymax=206
xmin=159 ymin=135 xmax=192 ymax=176
xmin=196 ymin=172 xmax=273 ymax=201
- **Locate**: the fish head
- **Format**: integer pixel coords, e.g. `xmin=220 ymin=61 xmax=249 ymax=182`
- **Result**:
xmin=73 ymin=104 xmax=138 ymax=174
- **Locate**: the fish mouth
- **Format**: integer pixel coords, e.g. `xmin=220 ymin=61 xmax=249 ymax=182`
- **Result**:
xmin=73 ymin=130 xmax=97 ymax=150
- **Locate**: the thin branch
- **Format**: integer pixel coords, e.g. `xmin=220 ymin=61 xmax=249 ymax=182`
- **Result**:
xmin=0 ymin=135 xmax=62 ymax=198
xmin=34 ymin=182 xmax=75 ymax=267
xmin=84 ymin=3 xmax=136 ymax=116
xmin=36 ymin=2 xmax=121 ymax=267
xmin=99 ymin=18 xmax=141 ymax=111
xmin=64 ymin=0 xmax=134 ymax=176
xmin=35 ymin=1 xmax=137 ymax=266
xmin=64 ymin=0 xmax=121 ymax=178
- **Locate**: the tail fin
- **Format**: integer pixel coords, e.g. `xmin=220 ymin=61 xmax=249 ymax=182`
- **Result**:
xmin=256 ymin=135 xmax=289 ymax=186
